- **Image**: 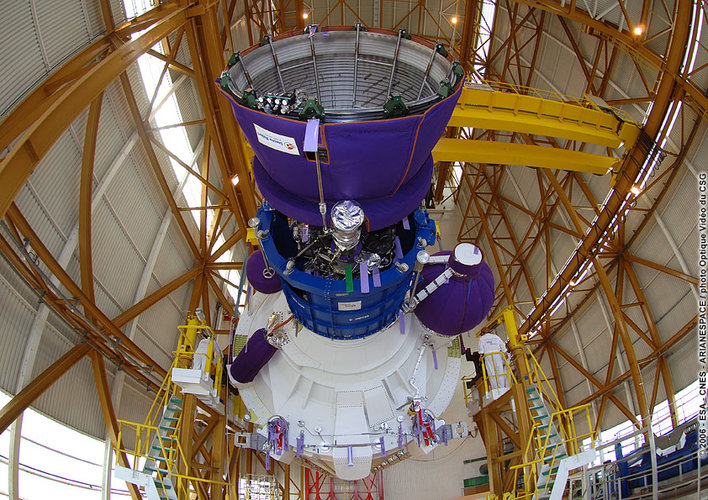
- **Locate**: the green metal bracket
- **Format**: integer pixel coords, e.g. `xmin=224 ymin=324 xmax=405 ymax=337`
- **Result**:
xmin=383 ymin=96 xmax=409 ymax=118
xmin=259 ymin=35 xmax=271 ymax=47
xmin=239 ymin=88 xmax=259 ymax=109
xmin=451 ymin=61 xmax=464 ymax=82
xmin=227 ymin=52 xmax=240 ymax=69
xmin=299 ymin=99 xmax=325 ymax=120
xmin=437 ymin=81 xmax=454 ymax=99
xmin=435 ymin=44 xmax=448 ymax=57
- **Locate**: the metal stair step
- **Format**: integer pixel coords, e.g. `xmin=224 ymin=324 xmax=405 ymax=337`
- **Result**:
xmin=532 ymin=414 xmax=549 ymax=421
xmin=145 ymin=466 xmax=169 ymax=475
xmin=155 ymin=480 xmax=173 ymax=490
xmin=152 ymin=445 xmax=175 ymax=452
xmin=542 ymin=466 xmax=559 ymax=476
xmin=166 ymin=405 xmax=182 ymax=412
xmin=169 ymin=397 xmax=183 ymax=405
xmin=163 ymin=416 xmax=180 ymax=422
xmin=529 ymin=405 xmax=544 ymax=411
xmin=149 ymin=455 xmax=169 ymax=462
xmin=544 ymin=453 xmax=566 ymax=462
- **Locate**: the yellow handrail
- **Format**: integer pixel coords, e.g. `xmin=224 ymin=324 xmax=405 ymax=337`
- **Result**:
xmin=480 ymin=351 xmax=517 ymax=395
xmin=523 ymin=346 xmax=562 ymax=414
xmin=117 ymin=420 xmax=234 ymax=495
xmin=468 ymin=78 xmax=640 ymax=126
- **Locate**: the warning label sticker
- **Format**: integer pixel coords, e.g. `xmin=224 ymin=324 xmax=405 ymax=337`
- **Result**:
xmin=254 ymin=124 xmax=299 ymax=155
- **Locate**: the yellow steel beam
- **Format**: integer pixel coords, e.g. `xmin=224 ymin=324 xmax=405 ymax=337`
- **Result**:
xmin=449 ymin=87 xmax=640 ymax=148
xmin=432 ymin=138 xmax=617 ymax=175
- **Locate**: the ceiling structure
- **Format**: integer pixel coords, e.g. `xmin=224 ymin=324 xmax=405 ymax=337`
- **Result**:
xmin=0 ymin=0 xmax=705 ymax=489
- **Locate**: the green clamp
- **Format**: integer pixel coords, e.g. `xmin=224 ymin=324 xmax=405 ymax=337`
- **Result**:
xmin=437 ymin=81 xmax=454 ymax=99
xmin=399 ymin=29 xmax=411 ymax=40
xmin=259 ymin=35 xmax=271 ymax=47
xmin=299 ymin=99 xmax=325 ymax=120
xmin=227 ymin=52 xmax=240 ymax=69
xmin=219 ymin=72 xmax=235 ymax=95
xmin=239 ymin=89 xmax=259 ymax=109
xmin=451 ymin=61 xmax=464 ymax=82
xmin=383 ymin=96 xmax=409 ymax=118
xmin=435 ymin=44 xmax=448 ymax=57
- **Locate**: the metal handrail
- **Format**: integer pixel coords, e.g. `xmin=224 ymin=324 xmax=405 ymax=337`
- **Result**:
xmin=467 ymin=78 xmax=640 ymax=126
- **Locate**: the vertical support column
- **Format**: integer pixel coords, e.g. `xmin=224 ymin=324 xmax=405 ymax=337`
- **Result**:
xmin=179 ymin=394 xmax=197 ymax=499
xmin=211 ymin=415 xmax=226 ymax=500
xmin=284 ymin=463 xmax=291 ymax=499
xmin=481 ymin=409 xmax=501 ymax=495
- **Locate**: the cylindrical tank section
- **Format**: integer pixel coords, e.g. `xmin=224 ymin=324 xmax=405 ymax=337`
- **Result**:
xmin=229 ymin=328 xmax=277 ymax=383
xmin=219 ymin=27 xmax=463 ymax=231
xmin=253 ymin=205 xmax=436 ymax=339
xmin=413 ymin=243 xmax=495 ymax=336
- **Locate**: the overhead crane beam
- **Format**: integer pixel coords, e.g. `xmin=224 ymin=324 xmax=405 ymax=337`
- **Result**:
xmin=448 ymin=87 xmax=641 ymax=148
xmin=433 ymin=138 xmax=617 ymax=174
xmin=434 ymin=86 xmax=640 ymax=174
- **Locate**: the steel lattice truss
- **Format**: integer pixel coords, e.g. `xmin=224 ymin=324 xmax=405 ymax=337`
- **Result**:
xmin=0 ymin=0 xmax=705 ymax=497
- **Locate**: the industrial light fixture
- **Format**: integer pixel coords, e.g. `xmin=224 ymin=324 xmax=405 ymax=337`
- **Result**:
xmin=231 ymin=174 xmax=240 ymax=186
xmin=630 ymin=184 xmax=641 ymax=196
xmin=451 ymin=15 xmax=458 ymax=24
xmin=302 ymin=11 xmax=309 ymax=19
xmin=633 ymin=25 xmax=644 ymax=36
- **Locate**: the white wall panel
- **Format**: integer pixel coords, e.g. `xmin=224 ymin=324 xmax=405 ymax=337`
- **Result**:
xmin=0 ymin=1 xmax=46 ymax=116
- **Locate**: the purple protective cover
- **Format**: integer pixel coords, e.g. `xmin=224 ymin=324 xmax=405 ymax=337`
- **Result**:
xmin=414 ymin=252 xmax=495 ymax=336
xmin=230 ymin=328 xmax=277 ymax=383
xmin=228 ymin=84 xmax=462 ymax=208
xmin=246 ymin=249 xmax=282 ymax=294
xmin=253 ymin=154 xmax=434 ymax=231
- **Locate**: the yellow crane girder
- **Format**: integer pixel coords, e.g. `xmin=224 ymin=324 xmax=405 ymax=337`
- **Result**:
xmin=433 ymin=86 xmax=641 ymax=175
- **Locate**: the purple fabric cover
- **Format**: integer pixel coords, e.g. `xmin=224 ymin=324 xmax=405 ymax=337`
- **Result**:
xmin=228 ymin=83 xmax=461 ymax=209
xmin=414 ymin=251 xmax=495 ymax=336
xmin=230 ymin=328 xmax=277 ymax=383
xmin=246 ymin=249 xmax=282 ymax=294
xmin=253 ymin=154 xmax=434 ymax=231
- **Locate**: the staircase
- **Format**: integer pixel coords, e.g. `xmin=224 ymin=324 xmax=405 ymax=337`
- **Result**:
xmin=525 ymin=384 xmax=566 ymax=499
xmin=116 ymin=396 xmax=183 ymax=500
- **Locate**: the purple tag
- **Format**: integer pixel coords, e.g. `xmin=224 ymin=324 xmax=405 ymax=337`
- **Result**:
xmin=296 ymin=432 xmax=304 ymax=458
xmin=402 ymin=217 xmax=410 ymax=230
xmin=304 ymin=119 xmax=320 ymax=152
xmin=379 ymin=436 xmax=386 ymax=457
xmin=432 ymin=348 xmax=438 ymax=369
xmin=372 ymin=266 xmax=381 ymax=287
xmin=399 ymin=311 xmax=405 ymax=334
xmin=347 ymin=445 xmax=354 ymax=466
xmin=394 ymin=237 xmax=403 ymax=261
xmin=302 ymin=225 xmax=309 ymax=242
xmin=359 ymin=261 xmax=369 ymax=293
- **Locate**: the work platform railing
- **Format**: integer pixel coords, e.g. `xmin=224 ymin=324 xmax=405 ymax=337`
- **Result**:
xmin=114 ymin=315 xmax=237 ymax=499
xmin=461 ymin=307 xmax=596 ymax=499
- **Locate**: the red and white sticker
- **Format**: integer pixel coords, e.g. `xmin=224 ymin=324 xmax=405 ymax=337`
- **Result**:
xmin=254 ymin=123 xmax=299 ymax=155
